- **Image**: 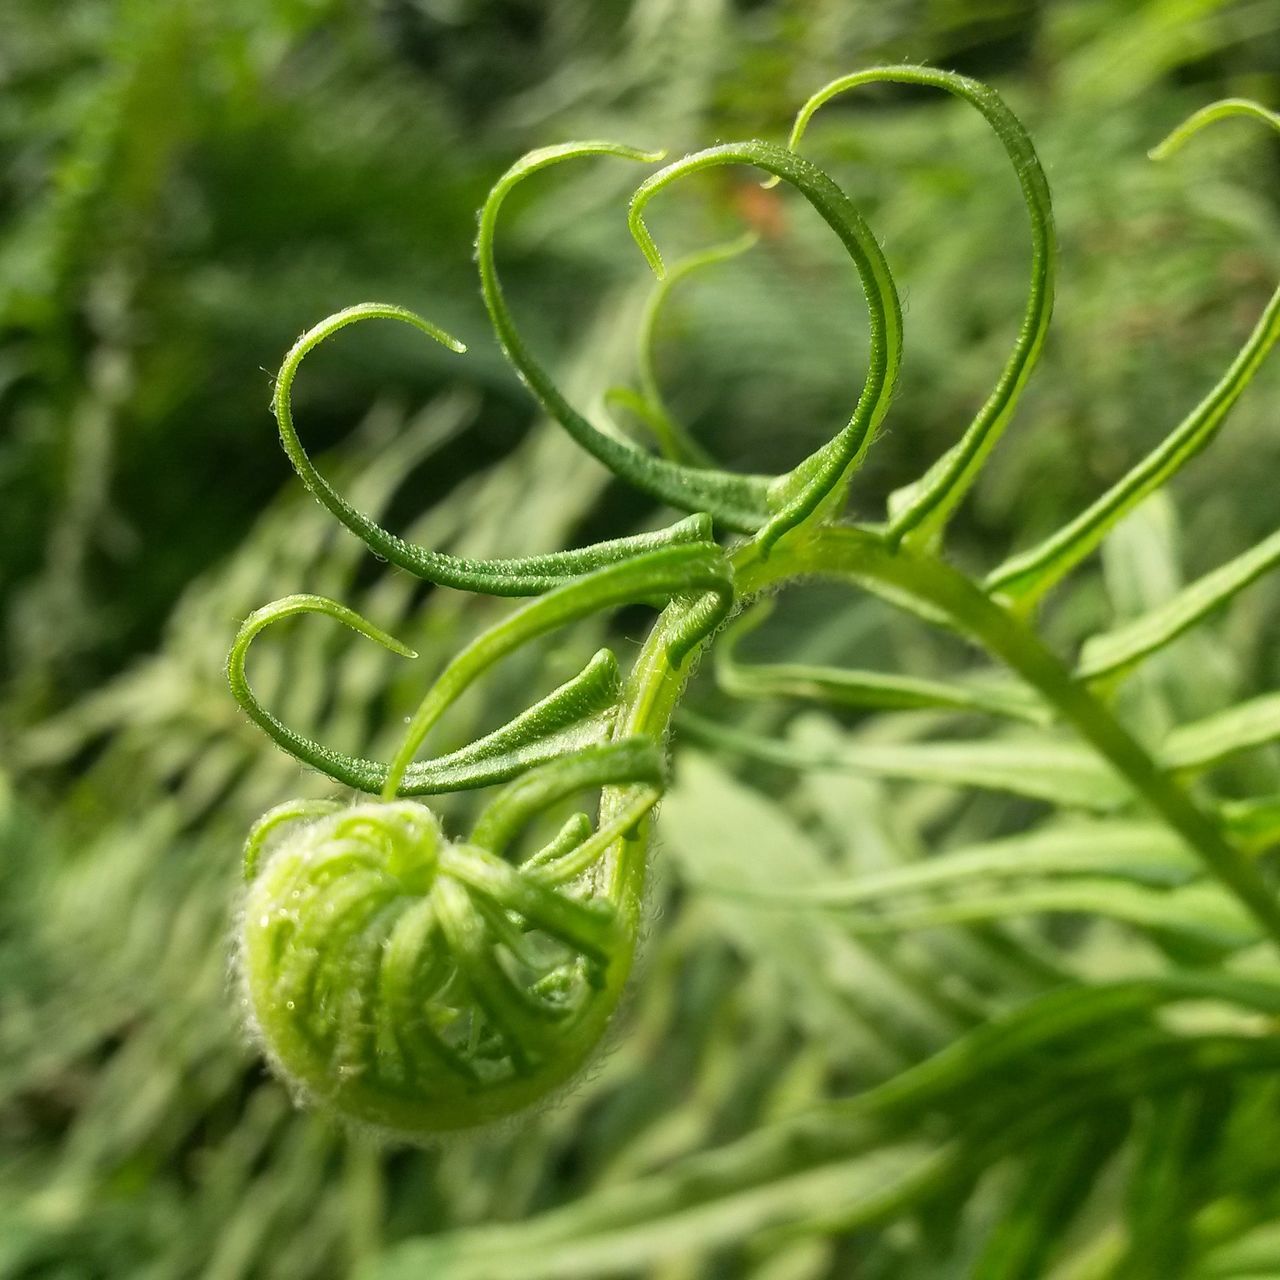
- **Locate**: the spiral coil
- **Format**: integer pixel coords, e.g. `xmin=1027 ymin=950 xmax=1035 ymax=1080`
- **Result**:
xmin=241 ymin=797 xmax=643 ymax=1132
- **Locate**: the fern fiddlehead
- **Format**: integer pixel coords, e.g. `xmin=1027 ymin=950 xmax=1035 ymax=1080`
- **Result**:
xmin=230 ymin=69 xmax=1280 ymax=1140
xmin=240 ymin=746 xmax=658 ymax=1134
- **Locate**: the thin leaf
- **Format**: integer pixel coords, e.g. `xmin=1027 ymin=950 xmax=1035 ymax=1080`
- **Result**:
xmin=1079 ymin=528 xmax=1280 ymax=681
xmin=693 ymin=821 xmax=1200 ymax=906
xmin=1218 ymin=795 xmax=1280 ymax=854
xmin=822 ymin=881 xmax=1258 ymax=951
xmin=986 ymin=101 xmax=1280 ymax=605
xmin=681 ymin=713 xmax=1129 ymax=811
xmin=971 ymin=1117 xmax=1126 ymax=1280
xmin=1161 ymin=693 xmax=1280 ymax=773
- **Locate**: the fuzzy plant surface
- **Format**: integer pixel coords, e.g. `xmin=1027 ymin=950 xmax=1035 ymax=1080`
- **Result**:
xmin=226 ymin=66 xmax=1280 ymax=1166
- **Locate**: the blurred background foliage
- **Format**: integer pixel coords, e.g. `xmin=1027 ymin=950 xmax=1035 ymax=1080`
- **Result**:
xmin=2 ymin=0 xmax=1279 ymax=1276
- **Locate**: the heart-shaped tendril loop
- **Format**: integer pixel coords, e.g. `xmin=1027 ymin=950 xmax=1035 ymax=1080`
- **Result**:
xmin=477 ymin=141 xmax=777 ymax=532
xmin=628 ymin=139 xmax=903 ymax=555
xmin=275 ymin=302 xmax=717 ymax=593
xmin=778 ymin=66 xmax=1056 ymax=548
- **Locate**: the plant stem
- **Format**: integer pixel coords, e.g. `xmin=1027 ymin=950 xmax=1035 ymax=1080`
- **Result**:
xmin=730 ymin=525 xmax=1280 ymax=952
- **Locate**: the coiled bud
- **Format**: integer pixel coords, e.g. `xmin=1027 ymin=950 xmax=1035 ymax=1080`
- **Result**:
xmin=239 ymin=800 xmax=627 ymax=1135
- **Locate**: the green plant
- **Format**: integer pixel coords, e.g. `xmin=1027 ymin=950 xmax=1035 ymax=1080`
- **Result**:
xmin=229 ymin=68 xmax=1280 ymax=1157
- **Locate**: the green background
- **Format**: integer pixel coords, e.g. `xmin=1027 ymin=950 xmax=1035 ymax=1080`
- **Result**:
xmin=2 ymin=1 xmax=1279 ymax=1276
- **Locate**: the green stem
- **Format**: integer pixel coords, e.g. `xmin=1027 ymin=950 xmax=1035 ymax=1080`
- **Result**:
xmin=735 ymin=527 xmax=1280 ymax=951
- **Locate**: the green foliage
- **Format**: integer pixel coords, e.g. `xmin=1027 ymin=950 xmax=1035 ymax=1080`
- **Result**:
xmin=5 ymin=2 xmax=1280 ymax=1277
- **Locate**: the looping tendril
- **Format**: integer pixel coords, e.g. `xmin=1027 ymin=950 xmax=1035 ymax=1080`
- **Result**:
xmin=227 ymin=595 xmax=627 ymax=796
xmin=477 ymin=141 xmax=780 ymax=531
xmin=985 ymin=97 xmax=1280 ymax=606
xmin=629 ymin=139 xmax=903 ymax=554
xmin=776 ymin=66 xmax=1056 ymax=547
xmin=276 ymin=302 xmax=718 ymax=593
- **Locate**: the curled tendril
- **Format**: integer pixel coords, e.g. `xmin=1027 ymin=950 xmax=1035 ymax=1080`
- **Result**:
xmin=275 ymin=302 xmax=717 ymax=593
xmin=477 ymin=142 xmax=776 ymax=531
xmin=985 ymin=97 xmax=1280 ymax=606
xmin=777 ymin=66 xmax=1056 ymax=547
xmin=228 ymin=595 xmax=629 ymax=795
xmin=227 ymin=540 xmax=731 ymax=801
xmin=629 ymin=139 xmax=903 ymax=553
